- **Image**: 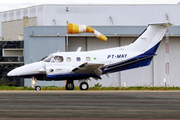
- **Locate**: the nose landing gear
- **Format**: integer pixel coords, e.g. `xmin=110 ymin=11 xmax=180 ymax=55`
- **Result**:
xmin=35 ymin=86 xmax=41 ymax=91
xmin=31 ymin=77 xmax=41 ymax=91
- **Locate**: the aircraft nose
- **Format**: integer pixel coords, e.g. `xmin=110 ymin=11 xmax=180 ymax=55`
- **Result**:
xmin=7 ymin=69 xmax=18 ymax=77
xmin=7 ymin=61 xmax=45 ymax=78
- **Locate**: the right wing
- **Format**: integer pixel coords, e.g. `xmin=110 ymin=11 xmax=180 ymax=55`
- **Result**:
xmin=72 ymin=62 xmax=104 ymax=80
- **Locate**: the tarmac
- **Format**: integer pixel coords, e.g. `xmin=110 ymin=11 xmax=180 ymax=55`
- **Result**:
xmin=0 ymin=90 xmax=180 ymax=120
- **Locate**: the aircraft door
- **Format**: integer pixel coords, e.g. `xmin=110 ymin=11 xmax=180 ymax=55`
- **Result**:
xmin=38 ymin=61 xmax=46 ymax=74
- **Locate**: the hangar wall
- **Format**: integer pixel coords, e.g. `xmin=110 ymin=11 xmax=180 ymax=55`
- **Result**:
xmin=169 ymin=38 xmax=180 ymax=86
xmin=43 ymin=4 xmax=180 ymax=26
xmin=1 ymin=4 xmax=180 ymax=30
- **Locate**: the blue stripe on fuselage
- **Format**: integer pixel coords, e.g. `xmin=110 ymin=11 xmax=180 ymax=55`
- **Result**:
xmin=102 ymin=41 xmax=161 ymax=73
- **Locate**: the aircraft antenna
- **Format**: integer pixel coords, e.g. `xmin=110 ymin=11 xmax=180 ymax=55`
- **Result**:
xmin=109 ymin=16 xmax=114 ymax=26
xmin=53 ymin=19 xmax=57 ymax=26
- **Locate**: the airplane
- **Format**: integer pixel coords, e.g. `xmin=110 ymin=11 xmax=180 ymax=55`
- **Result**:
xmin=7 ymin=22 xmax=171 ymax=91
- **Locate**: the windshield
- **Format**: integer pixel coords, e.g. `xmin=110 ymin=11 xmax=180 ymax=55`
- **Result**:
xmin=41 ymin=55 xmax=53 ymax=62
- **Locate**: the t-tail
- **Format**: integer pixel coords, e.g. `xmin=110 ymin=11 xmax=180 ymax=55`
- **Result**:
xmin=103 ymin=22 xmax=172 ymax=73
xmin=129 ymin=22 xmax=172 ymax=54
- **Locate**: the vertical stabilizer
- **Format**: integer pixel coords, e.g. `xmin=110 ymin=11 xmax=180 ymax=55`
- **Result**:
xmin=129 ymin=23 xmax=171 ymax=54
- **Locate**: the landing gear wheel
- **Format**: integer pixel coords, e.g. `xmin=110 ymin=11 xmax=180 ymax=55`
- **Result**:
xmin=65 ymin=83 xmax=74 ymax=90
xmin=35 ymin=86 xmax=41 ymax=91
xmin=80 ymin=82 xmax=89 ymax=90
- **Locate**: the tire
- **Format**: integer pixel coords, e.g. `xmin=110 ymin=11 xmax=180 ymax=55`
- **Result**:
xmin=65 ymin=83 xmax=74 ymax=90
xmin=80 ymin=82 xmax=89 ymax=90
xmin=35 ymin=86 xmax=41 ymax=91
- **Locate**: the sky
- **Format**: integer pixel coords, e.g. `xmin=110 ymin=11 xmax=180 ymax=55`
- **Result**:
xmin=0 ymin=0 xmax=180 ymax=12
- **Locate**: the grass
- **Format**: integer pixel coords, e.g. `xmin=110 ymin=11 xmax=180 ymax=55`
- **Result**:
xmin=0 ymin=85 xmax=34 ymax=90
xmin=0 ymin=85 xmax=180 ymax=90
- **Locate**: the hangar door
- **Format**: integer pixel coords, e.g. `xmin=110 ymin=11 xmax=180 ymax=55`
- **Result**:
xmin=68 ymin=37 xmax=87 ymax=52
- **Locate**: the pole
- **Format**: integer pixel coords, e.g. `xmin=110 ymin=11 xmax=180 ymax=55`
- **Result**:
xmin=66 ymin=7 xmax=69 ymax=85
xmin=66 ymin=7 xmax=69 ymax=52
xmin=66 ymin=21 xmax=69 ymax=52
xmin=165 ymin=28 xmax=169 ymax=87
xmin=165 ymin=13 xmax=170 ymax=87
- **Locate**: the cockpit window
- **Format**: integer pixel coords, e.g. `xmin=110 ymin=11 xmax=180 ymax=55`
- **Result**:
xmin=41 ymin=55 xmax=53 ymax=62
xmin=54 ymin=56 xmax=64 ymax=63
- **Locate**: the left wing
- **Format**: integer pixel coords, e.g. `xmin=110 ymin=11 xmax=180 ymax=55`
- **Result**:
xmin=72 ymin=62 xmax=104 ymax=80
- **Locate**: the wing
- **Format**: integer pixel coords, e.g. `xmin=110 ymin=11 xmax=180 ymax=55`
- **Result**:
xmin=72 ymin=62 xmax=104 ymax=80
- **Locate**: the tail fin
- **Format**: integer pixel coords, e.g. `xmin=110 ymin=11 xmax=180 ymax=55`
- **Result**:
xmin=129 ymin=23 xmax=172 ymax=54
xmin=102 ymin=23 xmax=172 ymax=73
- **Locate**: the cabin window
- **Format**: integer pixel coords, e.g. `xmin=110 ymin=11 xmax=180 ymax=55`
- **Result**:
xmin=67 ymin=57 xmax=71 ymax=62
xmin=76 ymin=57 xmax=81 ymax=61
xmin=54 ymin=56 xmax=63 ymax=63
xmin=86 ymin=57 xmax=91 ymax=61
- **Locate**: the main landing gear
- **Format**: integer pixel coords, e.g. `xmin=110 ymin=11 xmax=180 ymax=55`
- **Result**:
xmin=65 ymin=83 xmax=74 ymax=90
xmin=66 ymin=80 xmax=89 ymax=90
xmin=79 ymin=82 xmax=89 ymax=90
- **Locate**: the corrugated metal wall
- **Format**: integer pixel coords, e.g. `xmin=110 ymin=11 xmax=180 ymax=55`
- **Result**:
xmin=44 ymin=4 xmax=180 ymax=26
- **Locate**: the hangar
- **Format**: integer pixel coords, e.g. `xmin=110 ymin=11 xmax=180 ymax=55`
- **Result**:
xmin=0 ymin=4 xmax=180 ymax=87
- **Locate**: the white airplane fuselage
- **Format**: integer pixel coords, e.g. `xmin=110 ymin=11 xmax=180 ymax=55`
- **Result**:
xmin=8 ymin=47 xmax=139 ymax=80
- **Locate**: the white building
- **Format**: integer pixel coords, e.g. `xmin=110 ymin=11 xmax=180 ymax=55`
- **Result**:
xmin=0 ymin=4 xmax=180 ymax=87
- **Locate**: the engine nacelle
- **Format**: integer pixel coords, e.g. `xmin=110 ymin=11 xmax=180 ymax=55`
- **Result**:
xmin=46 ymin=66 xmax=74 ymax=75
